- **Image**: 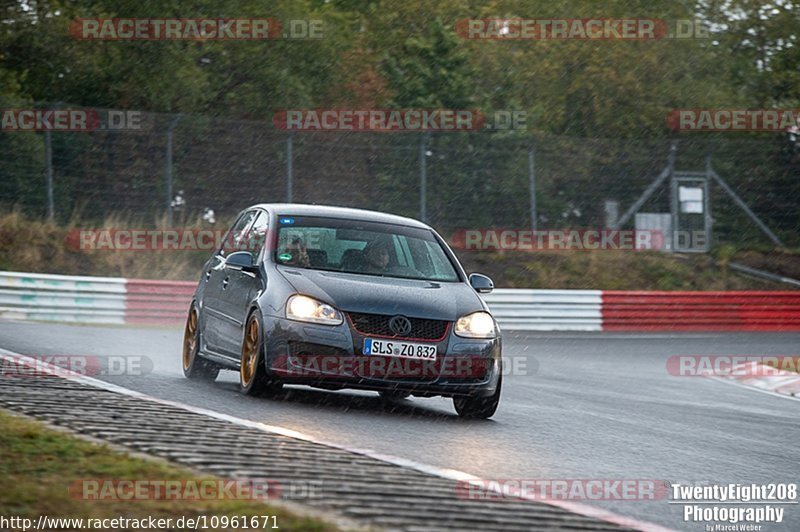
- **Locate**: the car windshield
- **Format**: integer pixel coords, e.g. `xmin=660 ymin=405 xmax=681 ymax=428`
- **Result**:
xmin=275 ymin=215 xmax=459 ymax=282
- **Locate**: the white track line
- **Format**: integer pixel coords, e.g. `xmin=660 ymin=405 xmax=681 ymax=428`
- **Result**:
xmin=0 ymin=347 xmax=672 ymax=532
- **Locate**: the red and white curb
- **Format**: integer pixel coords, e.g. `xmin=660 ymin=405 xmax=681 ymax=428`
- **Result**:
xmin=710 ymin=361 xmax=800 ymax=401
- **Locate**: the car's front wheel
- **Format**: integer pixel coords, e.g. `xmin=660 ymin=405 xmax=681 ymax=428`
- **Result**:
xmin=182 ymin=304 xmax=219 ymax=381
xmin=453 ymin=373 xmax=502 ymax=419
xmin=240 ymin=310 xmax=283 ymax=396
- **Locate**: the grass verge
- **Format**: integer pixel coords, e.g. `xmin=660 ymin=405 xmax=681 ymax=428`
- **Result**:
xmin=0 ymin=409 xmax=337 ymax=531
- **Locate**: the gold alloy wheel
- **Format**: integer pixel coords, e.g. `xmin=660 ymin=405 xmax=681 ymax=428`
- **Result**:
xmin=182 ymin=308 xmax=198 ymax=371
xmin=241 ymin=316 xmax=260 ymax=387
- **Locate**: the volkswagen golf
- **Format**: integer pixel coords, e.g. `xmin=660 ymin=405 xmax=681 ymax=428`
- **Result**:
xmin=181 ymin=204 xmax=502 ymax=418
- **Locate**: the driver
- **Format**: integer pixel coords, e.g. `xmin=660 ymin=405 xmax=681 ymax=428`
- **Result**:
xmin=363 ymin=240 xmax=390 ymax=273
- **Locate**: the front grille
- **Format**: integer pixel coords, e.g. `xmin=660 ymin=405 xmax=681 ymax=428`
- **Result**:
xmin=347 ymin=312 xmax=449 ymax=341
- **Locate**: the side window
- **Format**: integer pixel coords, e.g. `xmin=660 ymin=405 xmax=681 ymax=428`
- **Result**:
xmin=220 ymin=210 xmax=258 ymax=256
xmin=247 ymin=212 xmax=269 ymax=260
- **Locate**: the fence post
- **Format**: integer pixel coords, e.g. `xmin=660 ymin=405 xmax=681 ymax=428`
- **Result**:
xmin=704 ymin=142 xmax=714 ymax=250
xmin=528 ymin=145 xmax=536 ymax=232
xmin=668 ymin=141 xmax=678 ymax=251
xmin=419 ymin=132 xmax=428 ymax=223
xmin=286 ymin=134 xmax=293 ymax=202
xmin=44 ymin=130 xmax=54 ymax=221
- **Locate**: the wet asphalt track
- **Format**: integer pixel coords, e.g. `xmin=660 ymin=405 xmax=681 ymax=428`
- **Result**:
xmin=1 ymin=319 xmax=798 ymax=530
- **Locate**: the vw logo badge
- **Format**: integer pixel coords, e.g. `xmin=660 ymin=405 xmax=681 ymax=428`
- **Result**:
xmin=388 ymin=315 xmax=412 ymax=337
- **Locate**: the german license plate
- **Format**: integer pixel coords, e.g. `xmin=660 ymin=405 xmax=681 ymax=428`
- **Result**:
xmin=363 ymin=338 xmax=437 ymax=360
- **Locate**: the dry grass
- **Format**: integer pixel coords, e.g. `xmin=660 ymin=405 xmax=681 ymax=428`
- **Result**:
xmin=0 ymin=210 xmax=211 ymax=280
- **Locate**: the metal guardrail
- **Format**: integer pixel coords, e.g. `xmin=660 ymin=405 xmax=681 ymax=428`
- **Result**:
xmin=0 ymin=272 xmax=199 ymax=325
xmin=729 ymin=262 xmax=800 ymax=288
xmin=1 ymin=271 xmax=798 ymax=331
xmin=0 ymin=271 xmax=127 ymax=324
xmin=481 ymin=289 xmax=602 ymax=331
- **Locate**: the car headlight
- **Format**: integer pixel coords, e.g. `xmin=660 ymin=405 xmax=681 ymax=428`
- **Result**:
xmin=454 ymin=311 xmax=497 ymax=338
xmin=286 ymin=294 xmax=343 ymax=325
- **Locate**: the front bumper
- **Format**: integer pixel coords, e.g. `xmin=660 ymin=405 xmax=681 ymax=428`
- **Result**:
xmin=261 ymin=315 xmax=502 ymax=398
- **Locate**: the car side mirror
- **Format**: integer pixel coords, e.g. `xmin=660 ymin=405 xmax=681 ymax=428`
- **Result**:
xmin=225 ymin=251 xmax=259 ymax=273
xmin=469 ymin=273 xmax=494 ymax=294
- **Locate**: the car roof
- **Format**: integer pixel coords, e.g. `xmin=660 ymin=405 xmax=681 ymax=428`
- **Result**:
xmin=248 ymin=203 xmax=432 ymax=230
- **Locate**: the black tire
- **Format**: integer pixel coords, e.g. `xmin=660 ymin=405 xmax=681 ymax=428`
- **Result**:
xmin=453 ymin=373 xmax=502 ymax=419
xmin=182 ymin=304 xmax=220 ymax=381
xmin=379 ymin=390 xmax=411 ymax=402
xmin=239 ymin=310 xmax=283 ymax=396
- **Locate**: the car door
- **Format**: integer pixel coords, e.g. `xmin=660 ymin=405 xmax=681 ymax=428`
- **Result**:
xmin=214 ymin=210 xmax=269 ymax=356
xmin=201 ymin=209 xmax=259 ymax=356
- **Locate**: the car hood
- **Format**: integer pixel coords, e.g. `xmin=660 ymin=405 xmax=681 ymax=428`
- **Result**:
xmin=278 ymin=268 xmax=485 ymax=321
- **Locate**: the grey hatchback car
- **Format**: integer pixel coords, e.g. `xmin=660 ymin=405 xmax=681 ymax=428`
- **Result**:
xmin=181 ymin=204 xmax=502 ymax=418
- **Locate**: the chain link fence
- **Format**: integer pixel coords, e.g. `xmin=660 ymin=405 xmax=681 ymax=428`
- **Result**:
xmin=1 ymin=102 xmax=798 ymax=248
